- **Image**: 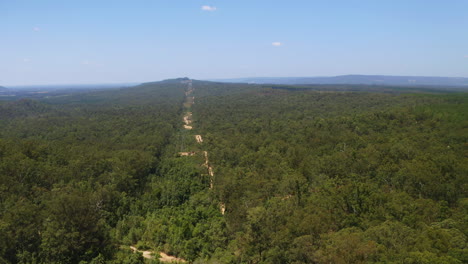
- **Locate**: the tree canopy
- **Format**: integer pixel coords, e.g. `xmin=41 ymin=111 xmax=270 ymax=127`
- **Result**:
xmin=0 ymin=80 xmax=466 ymax=263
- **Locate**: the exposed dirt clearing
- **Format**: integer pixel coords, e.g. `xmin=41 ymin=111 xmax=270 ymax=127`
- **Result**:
xmin=202 ymin=151 xmax=214 ymax=188
xmin=129 ymin=246 xmax=186 ymax=263
xmin=195 ymin=135 xmax=203 ymax=143
xmin=183 ymin=112 xmax=192 ymax=125
xmin=220 ymin=203 xmax=226 ymax=215
xmin=129 ymin=246 xmax=153 ymax=259
xmin=183 ymin=125 xmax=192 ymax=130
xmin=159 ymin=252 xmax=187 ymax=263
xmin=178 ymin=152 xmax=195 ymax=156
xmin=208 ymin=166 xmax=214 ymax=188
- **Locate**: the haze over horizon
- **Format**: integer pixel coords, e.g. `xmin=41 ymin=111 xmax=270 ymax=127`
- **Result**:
xmin=2 ymin=0 xmax=468 ymax=86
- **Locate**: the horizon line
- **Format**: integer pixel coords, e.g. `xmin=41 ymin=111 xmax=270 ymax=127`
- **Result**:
xmin=4 ymin=74 xmax=468 ymax=87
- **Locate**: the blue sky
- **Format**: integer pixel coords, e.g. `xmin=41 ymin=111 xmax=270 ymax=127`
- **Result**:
xmin=1 ymin=0 xmax=467 ymax=85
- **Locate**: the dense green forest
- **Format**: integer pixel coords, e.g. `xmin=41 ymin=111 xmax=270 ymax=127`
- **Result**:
xmin=0 ymin=79 xmax=467 ymax=263
xmin=0 ymin=80 xmax=189 ymax=263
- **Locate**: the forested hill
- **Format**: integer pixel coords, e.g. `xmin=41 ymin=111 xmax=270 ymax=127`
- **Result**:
xmin=0 ymin=79 xmax=467 ymax=263
xmin=214 ymin=75 xmax=468 ymax=87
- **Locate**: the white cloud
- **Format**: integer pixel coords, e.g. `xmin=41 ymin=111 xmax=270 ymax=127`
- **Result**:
xmin=272 ymin=42 xmax=282 ymax=47
xmin=201 ymin=5 xmax=217 ymax=11
xmin=33 ymin=27 xmax=40 ymax=32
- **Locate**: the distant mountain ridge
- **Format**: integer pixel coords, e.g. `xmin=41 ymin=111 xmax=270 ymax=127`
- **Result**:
xmin=0 ymin=86 xmax=7 ymax=91
xmin=212 ymin=75 xmax=468 ymax=87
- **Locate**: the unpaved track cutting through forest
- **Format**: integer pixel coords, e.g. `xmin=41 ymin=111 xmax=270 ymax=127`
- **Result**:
xmin=183 ymin=112 xmax=192 ymax=125
xmin=182 ymin=82 xmax=214 ymax=189
xmin=182 ymin=81 xmax=223 ymax=211
xmin=130 ymin=80 xmax=225 ymax=261
xmin=130 ymin=246 xmax=186 ymax=262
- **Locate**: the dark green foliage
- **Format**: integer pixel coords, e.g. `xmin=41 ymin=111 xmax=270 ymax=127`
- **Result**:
xmin=191 ymin=83 xmax=467 ymax=263
xmin=1 ymin=80 xmax=467 ymax=263
xmin=0 ymin=81 xmax=185 ymax=263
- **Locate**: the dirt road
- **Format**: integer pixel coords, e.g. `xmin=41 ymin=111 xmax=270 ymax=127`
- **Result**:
xmin=181 ymin=81 xmax=224 ymax=211
xmin=159 ymin=252 xmax=187 ymax=263
xmin=178 ymin=152 xmax=195 ymax=156
xmin=183 ymin=112 xmax=192 ymax=125
xmin=129 ymin=246 xmax=186 ymax=262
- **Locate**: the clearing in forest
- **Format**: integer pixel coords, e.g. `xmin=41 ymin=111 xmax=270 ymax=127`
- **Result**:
xmin=178 ymin=152 xmax=195 ymax=156
xmin=183 ymin=112 xmax=192 ymax=125
xmin=129 ymin=246 xmax=186 ymax=263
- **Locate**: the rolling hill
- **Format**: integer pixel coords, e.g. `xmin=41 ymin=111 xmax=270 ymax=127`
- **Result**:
xmin=213 ymin=75 xmax=468 ymax=87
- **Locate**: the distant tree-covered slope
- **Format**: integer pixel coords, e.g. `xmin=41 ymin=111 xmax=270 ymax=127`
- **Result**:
xmin=214 ymin=74 xmax=468 ymax=87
